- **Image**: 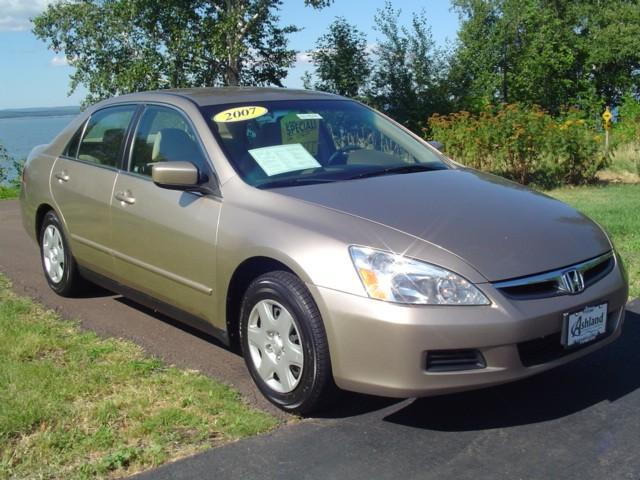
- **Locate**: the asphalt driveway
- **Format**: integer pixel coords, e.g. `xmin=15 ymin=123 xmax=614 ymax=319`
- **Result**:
xmin=1 ymin=200 xmax=639 ymax=479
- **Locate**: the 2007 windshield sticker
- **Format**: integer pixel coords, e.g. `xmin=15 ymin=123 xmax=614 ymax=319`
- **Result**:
xmin=213 ymin=106 xmax=268 ymax=123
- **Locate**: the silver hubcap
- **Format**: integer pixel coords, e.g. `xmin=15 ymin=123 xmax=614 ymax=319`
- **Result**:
xmin=247 ymin=299 xmax=304 ymax=393
xmin=42 ymin=225 xmax=65 ymax=283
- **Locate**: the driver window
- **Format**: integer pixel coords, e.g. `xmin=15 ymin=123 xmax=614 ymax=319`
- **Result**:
xmin=129 ymin=106 xmax=207 ymax=177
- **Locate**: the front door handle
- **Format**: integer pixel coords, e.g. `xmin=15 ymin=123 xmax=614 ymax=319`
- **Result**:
xmin=54 ymin=171 xmax=69 ymax=182
xmin=114 ymin=190 xmax=136 ymax=205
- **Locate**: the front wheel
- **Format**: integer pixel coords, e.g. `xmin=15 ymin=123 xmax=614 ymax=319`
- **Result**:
xmin=239 ymin=271 xmax=337 ymax=415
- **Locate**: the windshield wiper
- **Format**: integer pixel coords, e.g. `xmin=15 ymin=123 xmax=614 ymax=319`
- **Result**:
xmin=348 ymin=163 xmax=445 ymax=180
xmin=256 ymin=177 xmax=338 ymax=189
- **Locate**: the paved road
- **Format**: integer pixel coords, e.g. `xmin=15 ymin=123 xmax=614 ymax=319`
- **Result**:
xmin=2 ymin=200 xmax=639 ymax=479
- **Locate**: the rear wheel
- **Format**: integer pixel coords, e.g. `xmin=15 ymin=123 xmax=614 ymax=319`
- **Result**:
xmin=240 ymin=271 xmax=337 ymax=415
xmin=39 ymin=210 xmax=84 ymax=297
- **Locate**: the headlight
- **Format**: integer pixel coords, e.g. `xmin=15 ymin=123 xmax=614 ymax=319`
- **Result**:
xmin=349 ymin=246 xmax=490 ymax=305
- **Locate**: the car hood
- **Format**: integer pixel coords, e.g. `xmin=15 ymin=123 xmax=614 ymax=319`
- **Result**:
xmin=272 ymin=169 xmax=611 ymax=282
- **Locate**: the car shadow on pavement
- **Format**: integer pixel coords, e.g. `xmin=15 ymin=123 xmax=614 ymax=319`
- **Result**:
xmin=314 ymin=392 xmax=406 ymax=418
xmin=115 ymin=296 xmax=234 ymax=352
xmin=384 ymin=308 xmax=640 ymax=431
xmin=74 ymin=283 xmax=116 ymax=299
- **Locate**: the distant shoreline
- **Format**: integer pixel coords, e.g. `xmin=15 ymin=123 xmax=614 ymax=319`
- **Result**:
xmin=0 ymin=106 xmax=80 ymax=120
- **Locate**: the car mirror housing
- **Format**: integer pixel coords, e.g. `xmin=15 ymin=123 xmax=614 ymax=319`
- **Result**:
xmin=152 ymin=161 xmax=201 ymax=190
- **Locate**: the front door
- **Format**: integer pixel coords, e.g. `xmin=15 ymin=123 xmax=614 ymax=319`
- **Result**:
xmin=110 ymin=105 xmax=221 ymax=324
xmin=50 ymin=105 xmax=137 ymax=277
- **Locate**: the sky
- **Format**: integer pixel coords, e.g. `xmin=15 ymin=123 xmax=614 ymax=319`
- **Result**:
xmin=0 ymin=0 xmax=460 ymax=109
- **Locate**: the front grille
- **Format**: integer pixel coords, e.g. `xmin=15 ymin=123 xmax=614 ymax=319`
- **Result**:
xmin=425 ymin=349 xmax=486 ymax=372
xmin=495 ymin=252 xmax=614 ymax=300
xmin=499 ymin=279 xmax=558 ymax=299
xmin=518 ymin=308 xmax=620 ymax=367
xmin=583 ymin=256 xmax=614 ymax=285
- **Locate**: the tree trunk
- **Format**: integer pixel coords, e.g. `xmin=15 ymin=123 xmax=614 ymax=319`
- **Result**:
xmin=501 ymin=40 xmax=508 ymax=103
xmin=222 ymin=0 xmax=241 ymax=86
xmin=225 ymin=58 xmax=240 ymax=85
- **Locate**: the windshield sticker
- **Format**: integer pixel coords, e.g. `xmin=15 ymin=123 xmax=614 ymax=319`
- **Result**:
xmin=280 ymin=113 xmax=320 ymax=155
xmin=213 ymin=106 xmax=268 ymax=123
xmin=296 ymin=113 xmax=323 ymax=120
xmin=249 ymin=144 xmax=321 ymax=177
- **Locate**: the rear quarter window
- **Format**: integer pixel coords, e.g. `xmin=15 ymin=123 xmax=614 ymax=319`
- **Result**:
xmin=63 ymin=122 xmax=85 ymax=158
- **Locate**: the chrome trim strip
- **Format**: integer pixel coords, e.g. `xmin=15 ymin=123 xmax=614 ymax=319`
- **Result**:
xmin=493 ymin=251 xmax=614 ymax=289
xmin=71 ymin=234 xmax=112 ymax=255
xmin=71 ymin=234 xmax=213 ymax=295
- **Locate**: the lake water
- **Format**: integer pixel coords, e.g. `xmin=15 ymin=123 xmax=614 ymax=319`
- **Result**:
xmin=0 ymin=114 xmax=77 ymax=161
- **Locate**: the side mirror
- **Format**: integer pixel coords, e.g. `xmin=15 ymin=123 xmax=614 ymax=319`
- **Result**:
xmin=428 ymin=140 xmax=444 ymax=151
xmin=152 ymin=161 xmax=200 ymax=189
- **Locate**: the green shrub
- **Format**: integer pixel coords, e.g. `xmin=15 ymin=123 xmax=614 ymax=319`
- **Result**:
xmin=0 ymin=144 xmax=9 ymax=185
xmin=428 ymin=104 xmax=607 ymax=187
xmin=0 ymin=143 xmax=23 ymax=191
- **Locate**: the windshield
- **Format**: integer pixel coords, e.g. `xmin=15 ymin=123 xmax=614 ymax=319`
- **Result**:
xmin=201 ymin=99 xmax=448 ymax=188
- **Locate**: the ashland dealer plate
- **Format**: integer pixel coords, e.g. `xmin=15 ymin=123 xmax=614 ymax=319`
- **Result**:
xmin=562 ymin=303 xmax=608 ymax=348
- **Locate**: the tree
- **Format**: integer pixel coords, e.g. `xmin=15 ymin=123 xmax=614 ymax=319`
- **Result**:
xmin=303 ymin=17 xmax=370 ymax=98
xmin=574 ymin=1 xmax=640 ymax=106
xmin=448 ymin=0 xmax=640 ymax=115
xmin=367 ymin=2 xmax=448 ymax=132
xmin=33 ymin=0 xmax=333 ymax=105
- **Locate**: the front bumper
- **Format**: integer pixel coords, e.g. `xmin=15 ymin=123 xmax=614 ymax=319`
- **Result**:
xmin=308 ymin=261 xmax=628 ymax=398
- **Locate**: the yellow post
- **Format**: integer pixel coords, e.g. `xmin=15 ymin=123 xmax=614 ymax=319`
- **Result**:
xmin=602 ymin=106 xmax=612 ymax=154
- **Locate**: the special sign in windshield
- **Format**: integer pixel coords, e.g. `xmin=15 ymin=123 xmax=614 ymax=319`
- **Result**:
xmin=280 ymin=113 xmax=321 ymax=155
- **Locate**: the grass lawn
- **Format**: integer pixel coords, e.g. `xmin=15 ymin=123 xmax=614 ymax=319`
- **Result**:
xmin=0 ymin=186 xmax=19 ymax=200
xmin=0 ymin=275 xmax=278 ymax=479
xmin=548 ymin=184 xmax=640 ymax=299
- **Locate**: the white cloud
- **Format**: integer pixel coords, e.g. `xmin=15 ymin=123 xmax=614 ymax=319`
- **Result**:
xmin=0 ymin=0 xmax=54 ymax=32
xmin=0 ymin=16 xmax=26 ymax=31
xmin=50 ymin=55 xmax=68 ymax=67
xmin=295 ymin=51 xmax=314 ymax=65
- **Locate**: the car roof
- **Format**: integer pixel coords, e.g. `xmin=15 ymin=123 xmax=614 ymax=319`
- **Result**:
xmin=109 ymin=87 xmax=345 ymax=107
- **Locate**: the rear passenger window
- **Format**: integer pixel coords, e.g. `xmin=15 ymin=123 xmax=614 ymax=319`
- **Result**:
xmin=77 ymin=106 xmax=136 ymax=168
xmin=129 ymin=106 xmax=208 ymax=177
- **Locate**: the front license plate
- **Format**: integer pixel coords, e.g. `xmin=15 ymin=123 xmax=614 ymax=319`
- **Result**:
xmin=562 ymin=303 xmax=608 ymax=348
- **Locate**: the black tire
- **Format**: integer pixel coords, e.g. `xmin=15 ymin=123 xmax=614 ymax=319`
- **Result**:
xmin=239 ymin=271 xmax=338 ymax=415
xmin=39 ymin=210 xmax=84 ymax=297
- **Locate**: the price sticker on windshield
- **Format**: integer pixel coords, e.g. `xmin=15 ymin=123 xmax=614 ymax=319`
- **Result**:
xmin=213 ymin=106 xmax=268 ymax=123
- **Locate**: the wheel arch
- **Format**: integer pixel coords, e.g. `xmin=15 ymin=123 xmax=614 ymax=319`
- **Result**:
xmin=225 ymin=256 xmax=297 ymax=350
xmin=35 ymin=203 xmax=56 ymax=239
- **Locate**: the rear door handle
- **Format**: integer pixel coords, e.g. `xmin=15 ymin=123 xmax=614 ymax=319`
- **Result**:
xmin=54 ymin=171 xmax=69 ymax=182
xmin=114 ymin=190 xmax=136 ymax=205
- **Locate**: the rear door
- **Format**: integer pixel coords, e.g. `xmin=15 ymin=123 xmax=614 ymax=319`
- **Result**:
xmin=110 ymin=104 xmax=221 ymax=323
xmin=50 ymin=104 xmax=137 ymax=277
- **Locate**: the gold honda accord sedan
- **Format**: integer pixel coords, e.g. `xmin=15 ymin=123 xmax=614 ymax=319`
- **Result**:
xmin=20 ymin=88 xmax=628 ymax=414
